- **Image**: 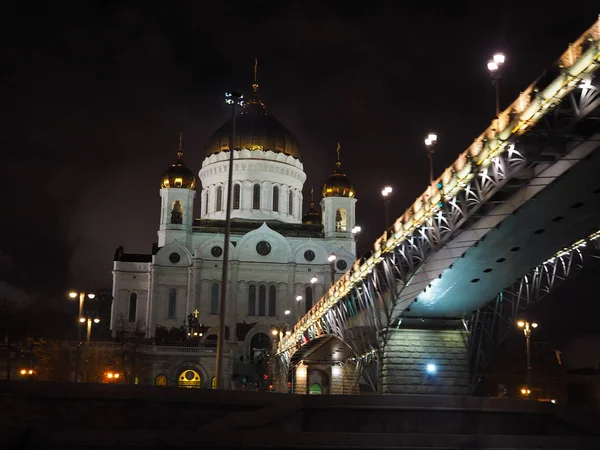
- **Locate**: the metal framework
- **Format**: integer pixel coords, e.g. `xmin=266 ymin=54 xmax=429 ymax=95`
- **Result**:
xmin=467 ymin=229 xmax=600 ymax=389
xmin=279 ymin=19 xmax=600 ymax=381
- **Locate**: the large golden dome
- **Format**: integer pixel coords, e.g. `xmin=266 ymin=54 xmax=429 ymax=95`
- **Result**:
xmin=161 ymin=137 xmax=196 ymax=189
xmin=322 ymin=145 xmax=355 ymax=198
xmin=205 ymin=83 xmax=300 ymax=160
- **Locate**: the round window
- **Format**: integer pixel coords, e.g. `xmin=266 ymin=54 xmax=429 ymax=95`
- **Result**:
xmin=336 ymin=260 xmax=347 ymax=271
xmin=304 ymin=250 xmax=315 ymax=262
xmin=169 ymin=252 xmax=180 ymax=264
xmin=256 ymin=241 xmax=272 ymax=256
xmin=211 ymin=246 xmax=223 ymax=257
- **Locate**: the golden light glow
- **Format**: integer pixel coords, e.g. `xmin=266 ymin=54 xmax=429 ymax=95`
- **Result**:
xmin=79 ymin=317 xmax=86 ymax=323
xmin=20 ymin=369 xmax=26 ymax=375
xmin=69 ymin=291 xmax=78 ymax=298
xmin=271 ymin=329 xmax=278 ymax=336
xmin=517 ymin=321 xmax=525 ymax=328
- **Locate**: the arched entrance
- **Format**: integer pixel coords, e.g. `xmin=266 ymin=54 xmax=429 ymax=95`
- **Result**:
xmin=309 ymin=383 xmax=323 ymax=395
xmin=178 ymin=369 xmax=201 ymax=388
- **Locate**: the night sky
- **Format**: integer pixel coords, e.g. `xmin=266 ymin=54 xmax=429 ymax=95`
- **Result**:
xmin=2 ymin=2 xmax=599 ymax=363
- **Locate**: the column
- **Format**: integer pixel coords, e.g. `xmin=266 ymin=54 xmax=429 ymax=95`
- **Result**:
xmin=382 ymin=328 xmax=470 ymax=395
xmin=295 ymin=363 xmax=308 ymax=394
xmin=330 ymin=365 xmax=343 ymax=394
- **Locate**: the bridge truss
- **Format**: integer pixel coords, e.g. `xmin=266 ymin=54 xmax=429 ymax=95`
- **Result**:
xmin=278 ymin=18 xmax=600 ymax=382
xmin=468 ymin=229 xmax=600 ymax=389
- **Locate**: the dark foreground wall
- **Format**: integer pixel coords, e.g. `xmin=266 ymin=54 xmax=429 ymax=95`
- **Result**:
xmin=1 ymin=381 xmax=600 ymax=449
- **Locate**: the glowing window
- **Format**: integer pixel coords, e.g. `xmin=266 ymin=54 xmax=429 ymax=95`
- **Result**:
xmin=335 ymin=208 xmax=347 ymax=231
xmin=309 ymin=383 xmax=322 ymax=395
xmin=178 ymin=369 xmax=201 ymax=388
xmin=155 ymin=374 xmax=167 ymax=386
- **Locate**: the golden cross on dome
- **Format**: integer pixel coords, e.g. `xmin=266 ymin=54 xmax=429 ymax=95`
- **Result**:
xmin=193 ymin=309 xmax=199 ymax=318
xmin=178 ymin=132 xmax=183 ymax=159
xmin=336 ymin=142 xmax=341 ymax=162
xmin=310 ymin=186 xmax=314 ymax=202
xmin=253 ymin=57 xmax=259 ymax=92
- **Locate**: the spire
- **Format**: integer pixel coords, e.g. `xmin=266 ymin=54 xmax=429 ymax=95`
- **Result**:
xmin=310 ymin=186 xmax=315 ymax=207
xmin=177 ymin=132 xmax=183 ymax=159
xmin=335 ymin=142 xmax=341 ymax=170
xmin=253 ymin=57 xmax=259 ymax=92
xmin=245 ymin=57 xmax=266 ymax=113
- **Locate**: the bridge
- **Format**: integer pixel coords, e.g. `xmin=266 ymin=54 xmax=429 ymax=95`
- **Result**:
xmin=277 ymin=18 xmax=600 ymax=396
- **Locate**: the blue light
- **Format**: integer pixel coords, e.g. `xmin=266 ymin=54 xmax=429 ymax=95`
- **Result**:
xmin=437 ymin=202 xmax=443 ymax=208
xmin=436 ymin=182 xmax=442 ymax=189
xmin=426 ymin=363 xmax=437 ymax=374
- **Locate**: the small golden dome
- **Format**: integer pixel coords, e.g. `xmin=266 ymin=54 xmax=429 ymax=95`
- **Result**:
xmin=321 ymin=144 xmax=355 ymax=198
xmin=161 ymin=134 xmax=196 ymax=189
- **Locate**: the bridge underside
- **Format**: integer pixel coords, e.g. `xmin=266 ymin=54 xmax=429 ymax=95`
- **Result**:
xmin=405 ymin=137 xmax=600 ymax=318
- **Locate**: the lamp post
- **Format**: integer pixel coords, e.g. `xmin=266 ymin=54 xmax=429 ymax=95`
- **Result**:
xmin=328 ymin=254 xmax=336 ymax=287
xmin=517 ymin=320 xmax=538 ymax=396
xmin=215 ymin=90 xmax=244 ymax=390
xmin=381 ymin=186 xmax=392 ymax=228
xmin=80 ymin=315 xmax=100 ymax=382
xmin=487 ymin=52 xmax=505 ymax=116
xmin=68 ymin=291 xmax=95 ymax=382
xmin=424 ymin=132 xmax=438 ymax=185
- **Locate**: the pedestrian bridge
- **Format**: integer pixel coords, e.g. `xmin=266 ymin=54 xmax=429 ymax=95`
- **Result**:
xmin=277 ymin=18 xmax=600 ymax=395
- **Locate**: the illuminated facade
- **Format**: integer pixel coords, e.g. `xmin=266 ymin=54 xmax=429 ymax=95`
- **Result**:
xmin=110 ymin=79 xmax=358 ymax=388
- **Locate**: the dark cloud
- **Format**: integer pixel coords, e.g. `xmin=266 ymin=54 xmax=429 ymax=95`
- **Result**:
xmin=1 ymin=1 xmax=599 ymax=339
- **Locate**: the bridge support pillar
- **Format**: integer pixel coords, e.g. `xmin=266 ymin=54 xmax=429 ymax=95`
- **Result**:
xmin=330 ymin=361 xmax=360 ymax=395
xmin=294 ymin=363 xmax=307 ymax=394
xmin=382 ymin=327 xmax=469 ymax=395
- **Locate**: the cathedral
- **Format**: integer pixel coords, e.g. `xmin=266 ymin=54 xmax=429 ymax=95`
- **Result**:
xmin=110 ymin=74 xmax=358 ymax=389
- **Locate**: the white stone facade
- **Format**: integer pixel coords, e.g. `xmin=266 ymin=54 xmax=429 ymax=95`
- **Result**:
xmin=111 ymin=137 xmax=357 ymax=387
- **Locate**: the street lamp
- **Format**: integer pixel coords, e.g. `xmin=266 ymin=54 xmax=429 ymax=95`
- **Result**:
xmin=517 ymin=320 xmax=538 ymax=397
xmin=328 ymin=254 xmax=336 ymax=287
xmin=80 ymin=315 xmax=100 ymax=382
xmin=215 ymin=90 xmax=244 ymax=391
xmin=424 ymin=132 xmax=438 ymax=185
xmin=310 ymin=276 xmax=318 ymax=284
xmin=68 ymin=291 xmax=96 ymax=382
xmin=381 ymin=186 xmax=392 ymax=228
xmin=487 ymin=52 xmax=505 ymax=116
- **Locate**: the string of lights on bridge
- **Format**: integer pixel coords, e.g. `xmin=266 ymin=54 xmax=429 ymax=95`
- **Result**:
xmin=279 ymin=18 xmax=600 ymax=356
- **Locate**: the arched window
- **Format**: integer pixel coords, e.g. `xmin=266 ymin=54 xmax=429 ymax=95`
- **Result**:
xmin=128 ymin=292 xmax=137 ymax=323
xmin=168 ymin=288 xmax=177 ymax=318
xmin=210 ymin=283 xmax=219 ymax=315
xmin=248 ymin=285 xmax=256 ymax=316
xmin=258 ymin=285 xmax=266 ymax=316
xmin=233 ymin=184 xmax=241 ymax=210
xmin=335 ymin=208 xmax=347 ymax=231
xmin=268 ymin=285 xmax=276 ymax=316
xmin=288 ymin=190 xmax=293 ymax=215
xmin=253 ymin=184 xmax=261 ymax=209
xmin=272 ymin=186 xmax=279 ymax=212
xmin=171 ymin=201 xmax=183 ymax=224
xmin=305 ymin=286 xmax=313 ymax=314
xmin=216 ymin=186 xmax=223 ymax=212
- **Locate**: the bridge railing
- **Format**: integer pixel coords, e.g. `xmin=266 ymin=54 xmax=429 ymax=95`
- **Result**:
xmin=280 ymin=16 xmax=600 ymax=356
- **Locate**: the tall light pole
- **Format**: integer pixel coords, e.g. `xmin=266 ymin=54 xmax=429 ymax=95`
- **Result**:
xmin=381 ymin=186 xmax=392 ymax=228
xmin=487 ymin=52 xmax=505 ymax=116
xmin=517 ymin=319 xmax=538 ymax=396
xmin=68 ymin=291 xmax=95 ymax=382
xmin=424 ymin=132 xmax=438 ymax=185
xmin=80 ymin=315 xmax=100 ymax=382
xmin=215 ymin=90 xmax=243 ymax=390
xmin=328 ymin=254 xmax=336 ymax=287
